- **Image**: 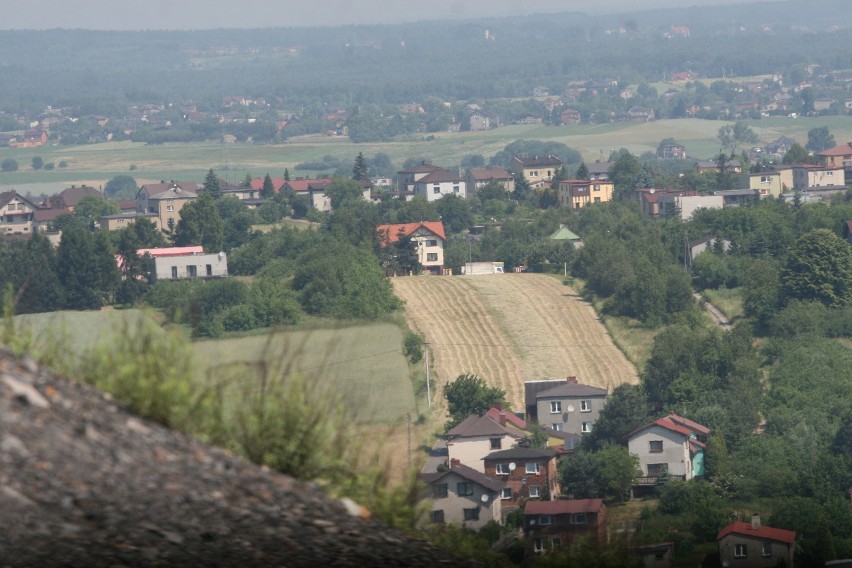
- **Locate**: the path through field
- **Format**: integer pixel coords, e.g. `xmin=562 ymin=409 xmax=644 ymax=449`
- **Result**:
xmin=393 ymin=274 xmax=637 ymax=413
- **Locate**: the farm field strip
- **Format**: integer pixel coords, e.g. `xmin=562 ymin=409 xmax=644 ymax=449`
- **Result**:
xmin=394 ymin=274 xmax=638 ymax=414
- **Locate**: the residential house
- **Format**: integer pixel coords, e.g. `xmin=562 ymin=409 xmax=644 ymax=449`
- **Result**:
xmin=483 ymin=447 xmax=559 ymax=520
xmin=466 ymin=167 xmax=514 ymax=195
xmin=445 ymin=412 xmax=525 ymax=473
xmin=469 ymin=113 xmax=492 ymax=131
xmin=511 ymin=155 xmax=563 ymax=189
xmin=657 ymin=144 xmax=686 ymax=160
xmin=625 ymin=107 xmax=655 ymax=122
xmin=250 ymin=177 xmax=288 ymax=195
xmin=694 ymin=160 xmax=742 ymax=174
xmin=411 ymin=168 xmax=466 ymax=202
xmin=535 ymin=377 xmax=608 ymax=434
xmin=557 ymin=179 xmax=614 ymax=209
xmin=523 ymin=499 xmax=607 ymax=556
xmin=397 ymin=162 xmax=442 ymax=193
xmin=761 ymin=136 xmax=797 ymax=158
xmin=559 ymin=108 xmax=581 ymax=125
xmin=143 ymin=247 xmax=228 ymax=282
xmin=817 ymin=142 xmax=852 ymax=185
xmin=634 ymin=542 xmax=675 ymax=567
xmin=714 ymin=189 xmax=761 ymax=206
xmin=32 ymin=208 xmax=69 ymax=232
xmin=515 ymin=113 xmax=543 ymax=125
xmin=717 ymin=515 xmax=796 ymax=568
xmin=792 ymin=164 xmax=846 ymax=190
xmin=634 ymin=189 xmax=698 ymax=217
xmin=136 ymin=181 xmax=199 ymax=232
xmin=525 ymin=379 xmax=571 ymax=422
xmin=628 ymin=413 xmax=710 ymax=493
xmin=99 ymin=213 xmax=161 ymax=231
xmin=11 ymin=129 xmax=48 ymax=148
xmin=659 ymin=194 xmax=724 ymax=221
xmin=43 ymin=185 xmax=103 ymax=211
xmin=747 ymin=171 xmax=784 ymax=197
xmin=376 ymin=221 xmax=447 ymax=275
xmin=420 ymin=462 xmax=505 ymax=530
xmin=0 ymin=190 xmax=39 ymax=235
xmin=585 ymin=161 xmax=612 ymax=181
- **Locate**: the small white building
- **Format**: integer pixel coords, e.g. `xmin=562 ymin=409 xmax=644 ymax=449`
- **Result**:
xmin=145 ymin=248 xmax=228 ymax=282
xmin=627 ymin=413 xmax=710 ymax=491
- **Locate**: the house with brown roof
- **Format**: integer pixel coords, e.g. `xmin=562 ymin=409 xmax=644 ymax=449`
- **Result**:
xmin=445 ymin=413 xmax=525 ymax=473
xmin=482 ymin=447 xmax=559 ymax=520
xmin=511 ymin=155 xmax=563 ymax=189
xmin=717 ymin=515 xmax=796 ymax=568
xmin=0 ymin=190 xmax=40 ymax=235
xmin=628 ymin=413 xmax=710 ymax=492
xmin=376 ymin=221 xmax=446 ymax=275
xmin=560 ymin=108 xmax=581 ymax=125
xmin=409 ymin=168 xmax=466 ymax=202
xmin=534 ymin=377 xmax=608 ymax=435
xmin=44 ymin=185 xmax=103 ymax=211
xmin=524 ymin=499 xmax=607 ymax=556
xmin=420 ymin=461 xmax=505 ymax=530
xmin=466 ymin=167 xmax=514 ymax=195
xmin=136 ymin=181 xmax=199 ymax=232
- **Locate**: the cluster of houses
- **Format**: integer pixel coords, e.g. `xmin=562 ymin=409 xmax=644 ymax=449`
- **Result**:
xmin=418 ymin=376 xmax=797 ymax=565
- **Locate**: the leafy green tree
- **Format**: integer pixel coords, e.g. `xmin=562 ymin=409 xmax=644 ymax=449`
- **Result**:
xmin=583 ymin=384 xmax=652 ymax=451
xmin=393 ymin=230 xmax=421 ymax=275
xmin=75 ymin=195 xmax=120 ymax=229
xmin=743 ymin=258 xmax=782 ymax=325
xmin=717 ymin=121 xmax=758 ymax=155
xmin=608 ymin=151 xmax=642 ymax=199
xmin=435 ymin=194 xmax=472 ymax=233
xmin=352 ymin=152 xmax=369 ymax=181
xmin=806 ymin=126 xmax=835 ymax=152
xmin=782 ymin=142 xmax=810 ymax=165
xmin=1 ymin=158 xmax=18 ymax=172
xmin=0 ymin=233 xmax=64 ymax=313
xmin=104 ymin=175 xmax=139 ymax=200
xmin=31 ymin=156 xmax=43 ymax=170
xmin=703 ymin=430 xmax=729 ymax=480
xmin=442 ymin=373 xmax=506 ymax=431
xmin=174 ymin=192 xmax=225 ymax=252
xmin=261 ymin=173 xmax=275 ymax=199
xmin=92 ymin=230 xmax=120 ymax=304
xmin=781 ymin=228 xmax=852 ymax=307
xmin=203 ymin=168 xmax=221 ymax=199
xmin=325 ymin=178 xmax=366 ymax=210
xmin=56 ymin=226 xmax=104 ymax=310
xmin=560 ymin=447 xmax=639 ymax=500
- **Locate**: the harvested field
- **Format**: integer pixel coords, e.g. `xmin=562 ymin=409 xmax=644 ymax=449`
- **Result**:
xmin=393 ymin=274 xmax=638 ymax=412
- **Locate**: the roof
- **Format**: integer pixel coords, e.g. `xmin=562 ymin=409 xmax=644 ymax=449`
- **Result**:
xmin=250 ymin=177 xmax=288 ymax=192
xmin=585 ymin=161 xmax=611 ymax=175
xmin=468 ymin=167 xmax=513 ymax=181
xmin=140 ymin=182 xmax=198 ymax=199
xmin=57 ymin=185 xmax=102 ymax=207
xmin=628 ymin=413 xmax=710 ymax=440
xmin=33 ymin=208 xmax=69 ymax=222
xmin=483 ymin=447 xmax=556 ymax=462
xmin=398 ymin=162 xmax=441 ymax=174
xmin=446 ymin=413 xmax=524 ymax=439
xmin=548 ymin=226 xmax=581 ymax=241
xmin=484 ymin=407 xmax=526 ymax=429
xmin=420 ymin=463 xmax=505 ymax=493
xmin=717 ymin=521 xmax=796 ymax=544
xmin=817 ymin=142 xmax=852 ymax=157
xmin=537 ymin=382 xmax=607 ymax=399
xmin=376 ymin=221 xmax=446 ymax=244
xmin=513 ymin=155 xmax=563 ymax=167
xmin=0 ymin=190 xmax=39 ymax=210
xmin=524 ymin=379 xmax=568 ymax=410
xmin=415 ymin=169 xmax=463 ymax=184
xmin=137 ymin=246 xmax=204 ymax=257
xmin=524 ymin=499 xmax=604 ymax=516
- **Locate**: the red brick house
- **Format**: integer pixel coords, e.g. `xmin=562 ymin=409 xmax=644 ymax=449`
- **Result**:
xmin=524 ymin=498 xmax=607 ymax=555
xmin=483 ymin=447 xmax=559 ymax=520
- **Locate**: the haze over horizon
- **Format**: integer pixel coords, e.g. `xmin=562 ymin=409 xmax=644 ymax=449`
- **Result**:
xmin=0 ymin=0 xmax=784 ymax=31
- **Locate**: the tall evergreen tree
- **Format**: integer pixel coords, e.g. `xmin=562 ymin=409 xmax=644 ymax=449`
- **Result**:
xmin=56 ymin=226 xmax=102 ymax=310
xmin=204 ymin=168 xmax=221 ymax=199
xmin=575 ymin=161 xmax=589 ymax=180
xmin=261 ymin=173 xmax=275 ymax=199
xmin=352 ymin=152 xmax=369 ymax=181
xmin=92 ymin=230 xmax=120 ymax=304
xmin=283 ymin=168 xmax=291 ymax=181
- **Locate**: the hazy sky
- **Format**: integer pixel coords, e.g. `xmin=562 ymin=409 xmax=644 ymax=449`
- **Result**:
xmin=0 ymin=0 xmax=781 ymax=30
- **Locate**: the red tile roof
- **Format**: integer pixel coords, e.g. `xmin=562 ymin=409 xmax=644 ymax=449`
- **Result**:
xmin=628 ymin=413 xmax=710 ymax=440
xmin=376 ymin=221 xmax=446 ymax=244
xmin=485 ymin=407 xmax=526 ymax=429
xmin=817 ymin=143 xmax=852 ymax=157
xmin=137 ymin=246 xmax=204 ymax=257
xmin=525 ymin=499 xmax=604 ymax=516
xmin=717 ymin=521 xmax=796 ymax=544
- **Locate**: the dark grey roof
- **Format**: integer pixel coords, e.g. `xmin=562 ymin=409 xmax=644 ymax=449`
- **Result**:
xmin=446 ymin=413 xmax=524 ymax=439
xmin=514 ymin=155 xmax=562 ymax=167
xmin=537 ymin=382 xmax=607 ymax=399
xmin=483 ymin=447 xmax=557 ymax=461
xmin=420 ymin=463 xmax=505 ymax=493
xmin=524 ymin=379 xmax=568 ymax=410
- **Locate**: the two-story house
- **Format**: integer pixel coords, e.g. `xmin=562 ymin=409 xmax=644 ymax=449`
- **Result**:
xmin=818 ymin=141 xmax=852 ymax=185
xmin=585 ymin=161 xmax=612 ymax=182
xmin=136 ymin=181 xmax=199 ymax=232
xmin=482 ymin=447 xmax=559 ymax=520
xmin=557 ymin=179 xmax=615 ymax=209
xmin=411 ymin=168 xmax=466 ymax=202
xmin=446 ymin=412 xmax=525 ymax=473
xmin=792 ymin=164 xmax=846 ymax=190
xmin=420 ymin=461 xmax=505 ymax=529
xmin=627 ymin=413 xmax=710 ymax=494
xmin=376 ymin=221 xmax=446 ymax=275
xmin=717 ymin=515 xmax=796 ymax=568
xmin=523 ymin=499 xmax=607 ymax=556
xmin=466 ymin=167 xmax=514 ymax=195
xmin=534 ymin=377 xmax=607 ymax=435
xmin=747 ymin=171 xmax=784 ymax=197
xmin=511 ymin=155 xmax=563 ymax=189
xmin=0 ymin=190 xmax=39 ymax=236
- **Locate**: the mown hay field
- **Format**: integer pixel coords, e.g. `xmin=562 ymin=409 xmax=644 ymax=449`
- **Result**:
xmin=392 ymin=273 xmax=638 ymax=414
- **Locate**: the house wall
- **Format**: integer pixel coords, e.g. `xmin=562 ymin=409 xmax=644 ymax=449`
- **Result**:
xmin=413 ymin=179 xmax=466 ymax=202
xmin=151 ymin=253 xmax=228 ymax=282
xmin=524 ymin=509 xmax=606 ymax=556
xmin=536 ymin=394 xmax=606 ymax=435
xmin=427 ymin=471 xmax=501 ymax=530
xmin=413 ymin=234 xmax=444 ymax=273
xmin=675 ymin=195 xmax=723 ymax=221
xmin=628 ymin=425 xmax=691 ymax=480
xmin=484 ymin=457 xmax=558 ymax=518
xmin=794 ymin=167 xmax=844 ymax=188
xmin=718 ymin=535 xmax=794 ymax=568
xmin=1 ymin=197 xmax=35 ymax=235
xmin=447 ymin=434 xmax=517 ymax=473
xmin=748 ymin=173 xmax=783 ymax=197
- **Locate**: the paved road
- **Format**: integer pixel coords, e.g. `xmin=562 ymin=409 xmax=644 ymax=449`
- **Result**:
xmin=694 ymin=292 xmax=732 ymax=331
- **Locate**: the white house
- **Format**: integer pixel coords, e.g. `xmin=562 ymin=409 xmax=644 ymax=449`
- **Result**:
xmin=376 ymin=221 xmax=447 ymax=275
xmin=420 ymin=462 xmax=505 ymax=529
xmin=446 ymin=412 xmax=526 ymax=473
xmin=141 ymin=247 xmax=228 ymax=282
xmin=412 ymin=168 xmax=466 ymax=202
xmin=627 ymin=413 xmax=710 ymax=491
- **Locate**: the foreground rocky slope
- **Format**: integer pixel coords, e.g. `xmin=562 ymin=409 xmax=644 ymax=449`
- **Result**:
xmin=0 ymin=347 xmax=471 ymax=567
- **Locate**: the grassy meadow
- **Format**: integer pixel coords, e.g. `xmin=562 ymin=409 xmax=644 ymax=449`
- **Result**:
xmin=3 ymin=116 xmax=852 ymax=195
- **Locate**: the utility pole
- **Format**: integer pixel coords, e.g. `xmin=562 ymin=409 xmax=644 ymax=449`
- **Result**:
xmin=425 ymin=346 xmax=432 ymax=408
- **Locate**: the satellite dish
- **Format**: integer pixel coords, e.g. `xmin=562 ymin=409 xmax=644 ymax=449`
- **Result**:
xmin=509 ymin=463 xmax=517 ymax=471
xmin=530 ymin=520 xmax=536 ymax=525
xmin=567 ymin=404 xmax=575 ymax=413
xmin=481 ymin=494 xmax=490 ymax=504
xmin=649 ymin=188 xmax=656 ymax=194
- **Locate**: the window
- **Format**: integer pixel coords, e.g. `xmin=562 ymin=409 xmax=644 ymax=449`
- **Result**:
xmin=550 ymin=537 xmax=562 ymax=550
xmin=533 ymin=538 xmax=544 ymax=553
xmin=550 ymin=401 xmax=562 ymax=413
xmin=571 ymin=513 xmax=587 ymax=524
xmin=538 ymin=515 xmax=552 ymax=526
xmin=530 ymin=170 xmax=539 ymax=177
xmin=453 ymin=184 xmax=460 ymax=193
xmin=501 ymin=488 xmax=512 ymax=500
xmin=581 ymin=422 xmax=592 ymax=433
xmin=647 ymin=463 xmax=668 ymax=476
xmin=187 ymin=265 xmax=197 ymax=278
xmin=490 ymin=438 xmax=502 ymax=450
xmin=551 ymin=423 xmax=563 ymax=431
xmin=594 ymin=184 xmax=601 ymax=191
xmin=430 ymin=510 xmax=444 ymax=524
xmin=171 ymin=266 xmax=178 ymax=279
xmin=432 ymin=483 xmax=448 ymax=498
xmin=528 ymin=486 xmax=540 ymax=498
xmin=594 ymin=197 xmax=601 ymax=203
xmin=762 ymin=542 xmax=772 ymax=557
xmin=426 ymin=239 xmax=437 ymax=247
xmin=206 ymin=264 xmax=212 ymax=277
xmin=463 ymin=508 xmax=479 ymax=521
xmin=457 ymin=482 xmax=473 ymax=496
xmin=496 ymin=463 xmax=510 ymax=475
xmin=525 ymin=462 xmax=540 ymax=474
xmin=649 ymin=440 xmax=663 ymax=453
xmin=735 ymin=544 xmax=747 ymax=558
xmin=426 ymin=253 xmax=438 ymax=262
xmin=580 ymin=400 xmax=592 ymax=412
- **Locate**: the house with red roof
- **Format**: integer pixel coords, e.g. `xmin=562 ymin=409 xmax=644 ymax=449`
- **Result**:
xmin=523 ymin=498 xmax=607 ymax=555
xmin=376 ymin=221 xmax=446 ymax=275
xmin=817 ymin=142 xmax=852 ymax=185
xmin=717 ymin=514 xmax=796 ymax=568
xmin=628 ymin=413 xmax=710 ymax=492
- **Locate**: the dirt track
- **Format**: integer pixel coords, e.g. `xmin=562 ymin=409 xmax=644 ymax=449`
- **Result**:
xmin=393 ymin=273 xmax=638 ymax=412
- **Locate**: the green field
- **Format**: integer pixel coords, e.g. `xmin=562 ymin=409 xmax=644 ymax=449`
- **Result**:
xmin=3 ymin=116 xmax=852 ymax=195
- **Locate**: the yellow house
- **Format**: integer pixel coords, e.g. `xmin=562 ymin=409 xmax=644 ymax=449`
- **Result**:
xmin=511 ymin=155 xmax=563 ymax=189
xmin=747 ymin=171 xmax=784 ymax=197
xmin=136 ymin=181 xmax=199 ymax=232
xmin=557 ymin=179 xmax=614 ymax=209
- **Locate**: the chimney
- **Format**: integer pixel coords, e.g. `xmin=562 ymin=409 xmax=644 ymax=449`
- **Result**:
xmin=492 ymin=402 xmax=503 ymax=411
xmin=450 ymin=458 xmax=460 ymax=468
xmin=499 ymin=412 xmax=506 ymax=427
xmin=566 ymin=376 xmax=578 ymax=384
xmin=751 ymin=513 xmax=761 ymax=531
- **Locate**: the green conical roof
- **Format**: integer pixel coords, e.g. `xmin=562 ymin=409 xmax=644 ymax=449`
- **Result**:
xmin=548 ymin=226 xmax=581 ymax=241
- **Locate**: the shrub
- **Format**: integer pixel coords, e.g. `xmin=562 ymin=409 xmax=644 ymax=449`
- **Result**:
xmin=218 ymin=304 xmax=256 ymax=332
xmin=403 ymin=331 xmax=424 ymax=364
